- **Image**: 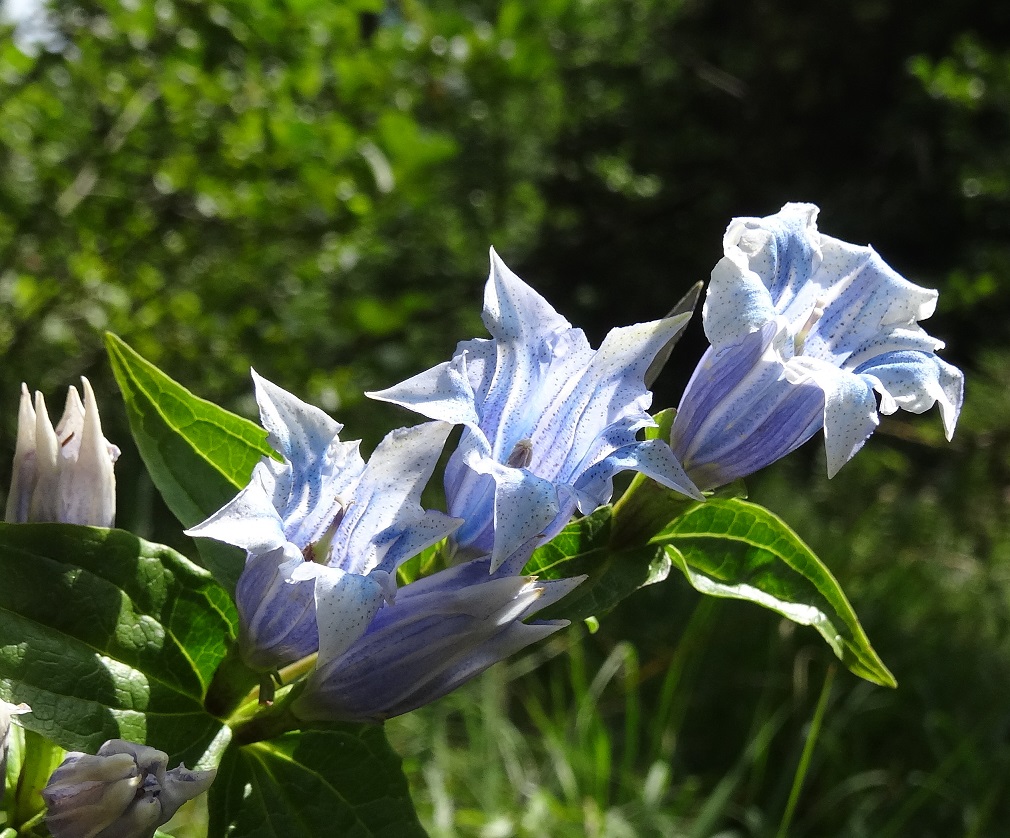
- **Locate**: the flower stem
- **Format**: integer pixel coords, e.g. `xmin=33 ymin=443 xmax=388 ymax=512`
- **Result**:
xmin=230 ymin=687 xmax=305 ymax=746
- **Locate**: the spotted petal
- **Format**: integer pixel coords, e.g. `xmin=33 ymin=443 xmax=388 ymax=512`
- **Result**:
xmin=371 ymin=248 xmax=700 ymax=567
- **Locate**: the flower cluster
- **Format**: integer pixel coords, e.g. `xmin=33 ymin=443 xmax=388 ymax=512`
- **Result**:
xmin=182 ymin=209 xmax=961 ymax=724
xmin=0 ymin=202 xmax=963 ymax=838
xmin=186 ymin=249 xmax=701 ymax=723
xmin=1 ymin=203 xmax=961 ymax=741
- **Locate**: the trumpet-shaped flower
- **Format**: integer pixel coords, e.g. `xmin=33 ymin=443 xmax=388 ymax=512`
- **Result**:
xmin=42 ymin=739 xmax=215 ymax=838
xmin=293 ymin=555 xmax=582 ymax=723
xmin=5 ymin=379 xmax=119 ymax=527
xmin=369 ymin=249 xmax=701 ymax=571
xmin=670 ymin=203 xmax=964 ymax=490
xmin=186 ymin=372 xmax=460 ymax=673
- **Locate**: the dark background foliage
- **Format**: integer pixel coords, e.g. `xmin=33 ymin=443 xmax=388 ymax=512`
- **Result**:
xmin=2 ymin=0 xmax=1009 ymax=834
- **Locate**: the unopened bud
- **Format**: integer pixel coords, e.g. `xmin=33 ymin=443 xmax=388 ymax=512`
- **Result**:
xmin=42 ymin=739 xmax=215 ymax=838
xmin=4 ymin=378 xmax=119 ymax=527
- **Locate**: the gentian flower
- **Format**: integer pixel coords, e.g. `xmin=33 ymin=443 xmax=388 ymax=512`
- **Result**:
xmin=670 ymin=202 xmax=964 ymax=490
xmin=4 ymin=378 xmax=119 ymax=526
xmin=369 ymin=249 xmax=702 ymax=571
xmin=1 ymin=699 xmax=30 ymax=803
xmin=186 ymin=372 xmax=460 ymax=673
xmin=293 ymin=555 xmax=581 ymax=723
xmin=190 ymin=374 xmax=582 ymax=722
xmin=42 ymin=739 xmax=215 ymax=838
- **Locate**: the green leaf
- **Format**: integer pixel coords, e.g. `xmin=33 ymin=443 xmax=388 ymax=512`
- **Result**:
xmin=209 ymin=724 xmax=426 ymax=838
xmin=0 ymin=523 xmax=234 ymax=764
xmin=524 ymin=507 xmax=672 ymax=622
xmin=105 ymin=332 xmax=276 ymax=593
xmin=654 ymin=498 xmax=896 ymax=688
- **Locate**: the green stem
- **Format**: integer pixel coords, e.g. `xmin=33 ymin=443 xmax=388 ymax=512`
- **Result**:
xmin=776 ymin=665 xmax=836 ymax=838
xmin=230 ymin=693 xmax=304 ymax=746
xmin=12 ymin=730 xmax=64 ymax=831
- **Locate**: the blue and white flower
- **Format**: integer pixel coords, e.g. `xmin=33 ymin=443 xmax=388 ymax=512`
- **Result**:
xmin=293 ymin=555 xmax=581 ymax=723
xmin=670 ymin=202 xmax=964 ymax=490
xmin=369 ymin=249 xmax=702 ymax=571
xmin=190 ymin=374 xmax=583 ymax=722
xmin=186 ymin=372 xmax=460 ymax=673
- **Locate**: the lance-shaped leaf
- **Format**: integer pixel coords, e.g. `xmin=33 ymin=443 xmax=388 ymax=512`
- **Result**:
xmin=0 ymin=523 xmax=235 ymax=765
xmin=208 ymin=724 xmax=425 ymax=838
xmin=105 ymin=332 xmax=277 ymax=593
xmin=653 ymin=498 xmax=895 ymax=687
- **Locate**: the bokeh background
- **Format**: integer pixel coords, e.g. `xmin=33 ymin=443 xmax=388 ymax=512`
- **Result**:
xmin=2 ymin=1 xmax=1009 ymax=835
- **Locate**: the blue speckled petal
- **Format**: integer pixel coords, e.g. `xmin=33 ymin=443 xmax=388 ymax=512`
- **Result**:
xmin=366 ymin=353 xmax=483 ymax=430
xmin=184 ymin=467 xmax=287 ymax=555
xmin=856 ymin=350 xmax=963 ymax=439
xmin=790 ymin=356 xmax=880 ymax=477
xmin=298 ymin=563 xmax=386 ymax=672
xmin=462 ymin=443 xmax=561 ymax=572
xmin=251 ymin=371 xmax=363 ymax=547
xmin=327 ymin=420 xmax=456 ymax=576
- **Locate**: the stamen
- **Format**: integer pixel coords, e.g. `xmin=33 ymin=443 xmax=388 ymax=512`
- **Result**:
xmin=506 ymin=438 xmax=533 ymax=469
xmin=794 ymin=297 xmax=826 ymax=354
xmin=301 ymin=498 xmax=348 ymax=563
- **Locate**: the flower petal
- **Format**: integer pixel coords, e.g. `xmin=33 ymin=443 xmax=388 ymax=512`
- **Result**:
xmin=857 ymin=351 xmax=964 ymax=440
xmin=465 ymin=449 xmax=560 ymax=573
xmin=251 ymin=370 xmax=362 ymax=547
xmin=790 ymin=356 xmax=879 ymax=478
xmin=184 ymin=469 xmax=288 ymax=555
xmin=366 ymin=353 xmax=483 ymax=429
xmin=5 ymin=384 xmax=37 ymax=524
xmin=327 ymin=421 xmax=454 ymax=575
xmin=293 ymin=558 xmax=581 ymax=723
xmin=298 ymin=564 xmax=385 ymax=670
xmin=234 ymin=547 xmax=318 ymax=671
xmin=532 ymin=315 xmax=691 ymax=484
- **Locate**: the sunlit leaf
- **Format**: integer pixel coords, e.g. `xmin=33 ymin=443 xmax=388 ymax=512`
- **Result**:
xmin=654 ymin=498 xmax=896 ymax=687
xmin=106 ymin=332 xmax=276 ymax=593
xmin=0 ymin=523 xmax=233 ymax=764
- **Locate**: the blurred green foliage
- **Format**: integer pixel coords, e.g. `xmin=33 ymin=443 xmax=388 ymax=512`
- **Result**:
xmin=3 ymin=0 xmax=1010 ymax=835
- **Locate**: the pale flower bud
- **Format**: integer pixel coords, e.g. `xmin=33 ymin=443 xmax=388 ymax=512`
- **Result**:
xmin=1 ymin=699 xmax=31 ymax=804
xmin=4 ymin=378 xmax=119 ymax=527
xmin=42 ymin=739 xmax=215 ymax=838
